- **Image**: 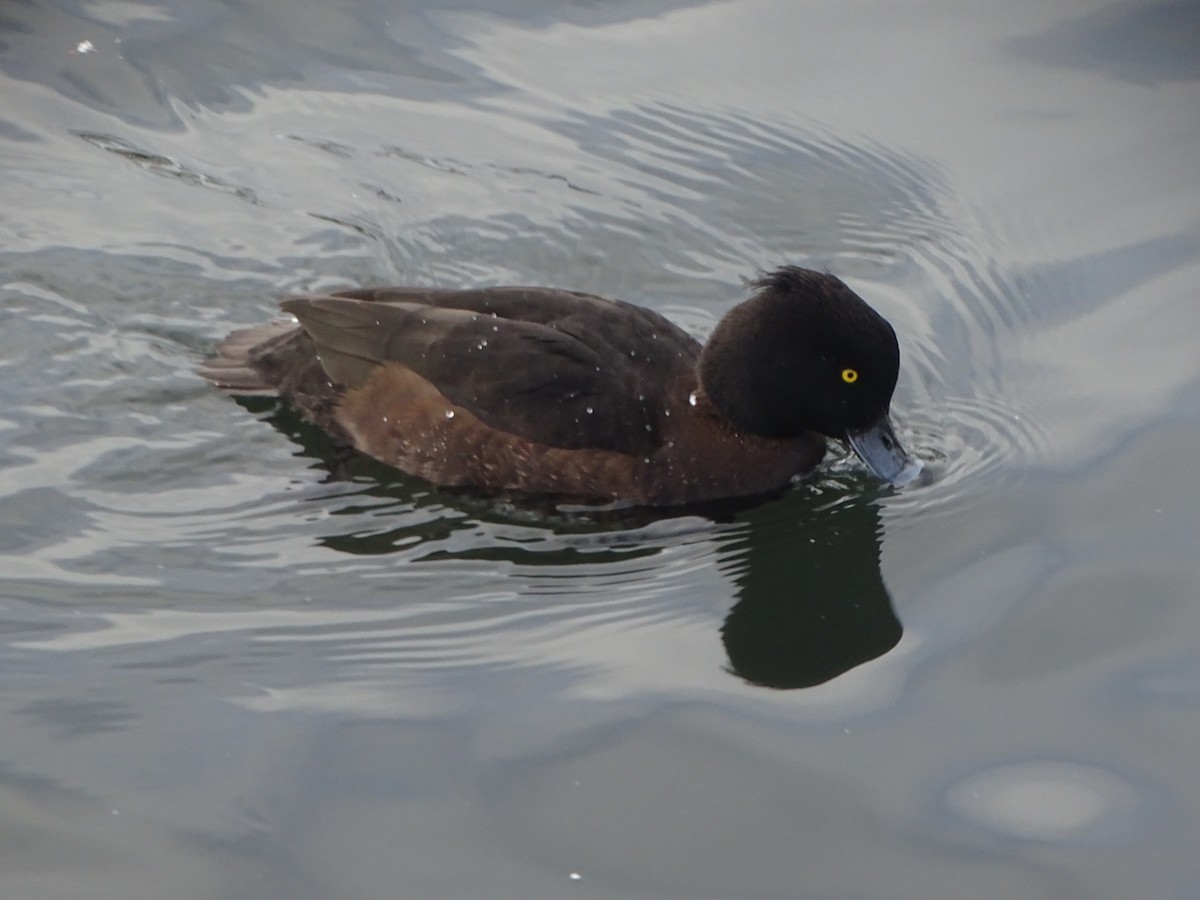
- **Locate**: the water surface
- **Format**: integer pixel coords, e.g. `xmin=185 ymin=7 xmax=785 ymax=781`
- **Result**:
xmin=2 ymin=1 xmax=1200 ymax=898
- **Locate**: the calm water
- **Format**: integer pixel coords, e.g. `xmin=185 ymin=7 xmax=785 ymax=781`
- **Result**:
xmin=3 ymin=1 xmax=1200 ymax=897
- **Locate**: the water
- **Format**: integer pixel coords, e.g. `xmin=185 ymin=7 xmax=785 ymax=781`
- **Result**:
xmin=3 ymin=1 xmax=1200 ymax=897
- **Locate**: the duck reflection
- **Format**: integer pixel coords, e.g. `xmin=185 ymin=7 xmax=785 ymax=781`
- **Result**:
xmin=716 ymin=490 xmax=900 ymax=688
xmin=248 ymin=399 xmax=902 ymax=689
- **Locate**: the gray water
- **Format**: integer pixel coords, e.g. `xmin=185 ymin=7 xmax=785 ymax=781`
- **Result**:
xmin=3 ymin=1 xmax=1200 ymax=898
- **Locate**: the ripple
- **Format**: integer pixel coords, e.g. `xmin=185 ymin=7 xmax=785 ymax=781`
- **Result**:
xmin=881 ymin=239 xmax=1064 ymax=514
xmin=887 ymin=392 xmax=1055 ymax=518
xmin=73 ymin=131 xmax=263 ymax=207
xmin=17 ymin=513 xmax=732 ymax=686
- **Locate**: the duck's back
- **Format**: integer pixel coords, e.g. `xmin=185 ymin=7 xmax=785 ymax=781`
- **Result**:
xmin=204 ymin=286 xmax=702 ymax=458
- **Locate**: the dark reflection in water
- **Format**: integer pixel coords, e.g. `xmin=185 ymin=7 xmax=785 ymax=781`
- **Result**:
xmin=719 ymin=490 xmax=900 ymax=689
xmin=244 ymin=397 xmax=902 ymax=689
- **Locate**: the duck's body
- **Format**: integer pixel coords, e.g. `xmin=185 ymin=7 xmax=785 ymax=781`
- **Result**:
xmin=202 ymin=267 xmax=918 ymax=505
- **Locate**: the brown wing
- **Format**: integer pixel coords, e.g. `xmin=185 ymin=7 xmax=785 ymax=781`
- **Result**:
xmin=280 ymin=287 xmax=700 ymax=456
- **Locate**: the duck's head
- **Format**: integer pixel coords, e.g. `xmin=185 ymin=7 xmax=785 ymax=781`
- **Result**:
xmin=698 ymin=266 xmax=921 ymax=485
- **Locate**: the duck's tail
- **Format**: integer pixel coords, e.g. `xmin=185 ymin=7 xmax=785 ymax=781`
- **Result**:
xmin=197 ymin=320 xmax=296 ymax=395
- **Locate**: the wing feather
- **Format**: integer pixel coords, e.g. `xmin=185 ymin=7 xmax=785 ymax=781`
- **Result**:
xmin=280 ymin=287 xmax=699 ymax=455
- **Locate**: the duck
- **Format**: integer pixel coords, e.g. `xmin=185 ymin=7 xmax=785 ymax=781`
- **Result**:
xmin=200 ymin=266 xmax=921 ymax=506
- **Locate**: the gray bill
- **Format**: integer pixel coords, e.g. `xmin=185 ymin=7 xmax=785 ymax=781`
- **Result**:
xmin=846 ymin=415 xmax=923 ymax=486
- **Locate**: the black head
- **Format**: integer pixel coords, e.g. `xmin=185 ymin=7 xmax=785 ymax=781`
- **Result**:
xmin=698 ymin=267 xmax=901 ymax=440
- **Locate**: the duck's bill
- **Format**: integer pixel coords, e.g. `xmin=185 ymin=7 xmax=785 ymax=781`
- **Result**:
xmin=846 ymin=416 xmax=923 ymax=486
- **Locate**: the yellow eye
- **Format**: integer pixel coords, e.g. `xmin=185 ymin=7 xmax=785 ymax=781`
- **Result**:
xmin=841 ymin=368 xmax=859 ymax=384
